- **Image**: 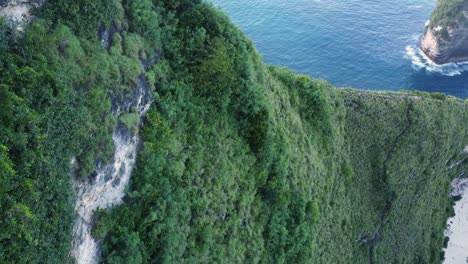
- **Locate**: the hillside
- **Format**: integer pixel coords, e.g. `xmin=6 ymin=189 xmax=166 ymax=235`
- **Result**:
xmin=0 ymin=0 xmax=467 ymax=263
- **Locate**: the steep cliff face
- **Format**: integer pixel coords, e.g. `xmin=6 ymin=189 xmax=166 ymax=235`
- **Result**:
xmin=421 ymin=0 xmax=468 ymax=64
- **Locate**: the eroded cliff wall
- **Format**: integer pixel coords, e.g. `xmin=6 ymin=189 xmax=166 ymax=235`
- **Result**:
xmin=421 ymin=0 xmax=468 ymax=64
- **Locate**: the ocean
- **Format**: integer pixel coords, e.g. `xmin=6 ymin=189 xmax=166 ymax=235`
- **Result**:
xmin=211 ymin=0 xmax=468 ymax=98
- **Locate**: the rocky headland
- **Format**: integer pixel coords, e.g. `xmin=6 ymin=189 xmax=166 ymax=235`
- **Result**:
xmin=421 ymin=0 xmax=468 ymax=64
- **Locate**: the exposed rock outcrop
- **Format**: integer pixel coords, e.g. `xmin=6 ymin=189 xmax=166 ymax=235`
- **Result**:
xmin=70 ymin=24 xmax=157 ymax=263
xmin=420 ymin=0 xmax=468 ymax=64
xmin=0 ymin=0 xmax=44 ymax=28
xmin=71 ymin=77 xmax=153 ymax=263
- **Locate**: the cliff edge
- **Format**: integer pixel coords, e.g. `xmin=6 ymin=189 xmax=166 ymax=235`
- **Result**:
xmin=421 ymin=0 xmax=468 ymax=64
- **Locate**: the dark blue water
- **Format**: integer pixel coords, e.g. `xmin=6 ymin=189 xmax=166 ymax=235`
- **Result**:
xmin=211 ymin=0 xmax=468 ymax=98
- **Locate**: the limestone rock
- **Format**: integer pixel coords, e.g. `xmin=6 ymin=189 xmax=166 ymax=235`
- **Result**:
xmin=420 ymin=0 xmax=468 ymax=64
xmin=0 ymin=0 xmax=44 ymax=28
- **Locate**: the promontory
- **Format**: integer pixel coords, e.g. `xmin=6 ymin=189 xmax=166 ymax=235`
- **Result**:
xmin=421 ymin=0 xmax=468 ymax=64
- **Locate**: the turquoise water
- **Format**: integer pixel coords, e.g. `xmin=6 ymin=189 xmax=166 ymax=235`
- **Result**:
xmin=211 ymin=0 xmax=468 ymax=98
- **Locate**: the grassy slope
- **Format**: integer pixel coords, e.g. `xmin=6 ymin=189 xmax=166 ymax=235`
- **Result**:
xmin=95 ymin=2 xmax=468 ymax=263
xmin=343 ymin=90 xmax=468 ymax=263
xmin=0 ymin=1 xmax=466 ymax=263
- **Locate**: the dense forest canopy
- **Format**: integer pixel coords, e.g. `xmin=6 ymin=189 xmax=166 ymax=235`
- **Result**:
xmin=0 ymin=0 xmax=467 ymax=263
xmin=428 ymin=0 xmax=466 ymax=28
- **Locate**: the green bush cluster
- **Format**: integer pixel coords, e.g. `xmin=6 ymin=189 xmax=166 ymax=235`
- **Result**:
xmin=341 ymin=90 xmax=467 ymax=263
xmin=0 ymin=0 xmax=167 ymax=262
xmin=119 ymin=113 xmax=140 ymax=133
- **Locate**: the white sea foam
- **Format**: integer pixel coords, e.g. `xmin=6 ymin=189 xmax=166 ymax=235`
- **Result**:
xmin=410 ymin=34 xmax=420 ymax=42
xmin=405 ymin=45 xmax=468 ymax=76
xmin=408 ymin=5 xmax=423 ymax=10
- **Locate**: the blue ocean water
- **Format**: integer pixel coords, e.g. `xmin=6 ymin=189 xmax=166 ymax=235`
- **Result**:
xmin=211 ymin=0 xmax=468 ymax=98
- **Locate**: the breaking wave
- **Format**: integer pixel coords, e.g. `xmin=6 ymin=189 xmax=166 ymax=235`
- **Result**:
xmin=405 ymin=45 xmax=468 ymax=76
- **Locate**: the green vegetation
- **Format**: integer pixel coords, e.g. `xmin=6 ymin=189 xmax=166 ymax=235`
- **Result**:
xmin=119 ymin=113 xmax=140 ymax=132
xmin=342 ymin=90 xmax=467 ymax=263
xmin=0 ymin=0 xmax=162 ymax=262
xmin=429 ymin=0 xmax=466 ymax=29
xmin=92 ymin=2 xmax=466 ymax=264
xmin=0 ymin=1 xmax=467 ymax=264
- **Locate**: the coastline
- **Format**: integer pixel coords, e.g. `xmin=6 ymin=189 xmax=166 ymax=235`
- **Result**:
xmin=405 ymin=45 xmax=468 ymax=77
xmin=419 ymin=46 xmax=468 ymax=68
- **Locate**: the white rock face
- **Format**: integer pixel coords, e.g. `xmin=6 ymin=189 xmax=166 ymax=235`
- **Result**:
xmin=443 ymin=146 xmax=468 ymax=264
xmin=71 ymin=130 xmax=140 ymax=264
xmin=444 ymin=179 xmax=468 ymax=264
xmin=0 ymin=0 xmax=44 ymax=29
xmin=71 ymin=77 xmax=153 ymax=264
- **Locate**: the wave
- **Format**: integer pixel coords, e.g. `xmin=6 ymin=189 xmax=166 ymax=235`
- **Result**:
xmin=407 ymin=5 xmax=423 ymax=10
xmin=405 ymin=45 xmax=468 ymax=76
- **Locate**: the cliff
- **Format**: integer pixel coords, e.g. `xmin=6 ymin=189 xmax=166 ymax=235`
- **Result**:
xmin=421 ymin=0 xmax=468 ymax=64
xmin=0 ymin=1 xmax=467 ymax=264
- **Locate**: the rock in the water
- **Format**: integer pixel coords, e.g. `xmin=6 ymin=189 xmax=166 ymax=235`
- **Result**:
xmin=420 ymin=0 xmax=468 ymax=64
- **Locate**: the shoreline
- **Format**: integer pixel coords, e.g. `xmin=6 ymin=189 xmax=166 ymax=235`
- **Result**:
xmin=419 ymin=47 xmax=468 ymax=68
xmin=405 ymin=45 xmax=468 ymax=77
